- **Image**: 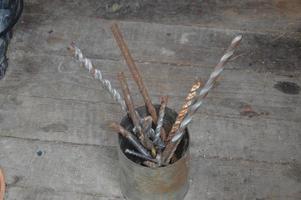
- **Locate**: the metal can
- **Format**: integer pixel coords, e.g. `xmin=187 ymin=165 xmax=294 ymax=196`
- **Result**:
xmin=118 ymin=105 xmax=190 ymax=200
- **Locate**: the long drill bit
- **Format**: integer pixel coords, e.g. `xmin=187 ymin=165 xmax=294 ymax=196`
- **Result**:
xmin=117 ymin=72 xmax=155 ymax=153
xmin=68 ymin=44 xmax=127 ymax=112
xmin=165 ymin=80 xmax=202 ymax=142
xmin=162 ymin=35 xmax=243 ymax=164
xmin=111 ymin=23 xmax=158 ymax=121
xmin=141 ymin=115 xmax=165 ymax=149
xmin=154 ymin=96 xmax=169 ymax=143
xmin=110 ymin=122 xmax=151 ymax=158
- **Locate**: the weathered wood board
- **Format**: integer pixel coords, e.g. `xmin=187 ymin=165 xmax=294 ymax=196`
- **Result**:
xmin=0 ymin=0 xmax=300 ymax=199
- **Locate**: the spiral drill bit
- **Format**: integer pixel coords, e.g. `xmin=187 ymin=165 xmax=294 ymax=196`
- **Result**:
xmin=110 ymin=122 xmax=151 ymax=158
xmin=162 ymin=35 xmax=243 ymax=164
xmin=154 ymin=96 xmax=168 ymax=143
xmin=166 ymin=80 xmax=202 ymax=142
xmin=68 ymin=44 xmax=127 ymax=112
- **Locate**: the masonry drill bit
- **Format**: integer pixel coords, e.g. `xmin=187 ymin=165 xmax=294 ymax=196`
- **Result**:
xmin=0 ymin=168 xmax=5 ymax=200
xmin=154 ymin=96 xmax=168 ymax=144
xmin=166 ymin=80 xmax=202 ymax=142
xmin=125 ymin=149 xmax=157 ymax=163
xmin=111 ymin=23 xmax=158 ymax=122
xmin=117 ymin=72 xmax=156 ymax=155
xmin=68 ymin=44 xmax=127 ymax=112
xmin=110 ymin=122 xmax=151 ymax=158
xmin=162 ymin=35 xmax=243 ymax=164
xmin=142 ymin=115 xmax=165 ymax=149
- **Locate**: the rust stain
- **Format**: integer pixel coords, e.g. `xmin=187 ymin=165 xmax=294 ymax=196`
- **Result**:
xmin=46 ymin=35 xmax=64 ymax=44
xmin=240 ymin=104 xmax=269 ymax=118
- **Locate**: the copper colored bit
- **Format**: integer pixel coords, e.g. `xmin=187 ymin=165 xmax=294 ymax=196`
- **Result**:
xmin=166 ymin=80 xmax=202 ymax=142
xmin=162 ymin=35 xmax=243 ymax=164
xmin=0 ymin=168 xmax=5 ymax=200
xmin=110 ymin=122 xmax=151 ymax=158
xmin=111 ymin=23 xmax=158 ymax=122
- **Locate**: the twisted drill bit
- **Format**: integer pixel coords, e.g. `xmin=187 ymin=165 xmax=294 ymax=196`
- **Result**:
xmin=117 ymin=72 xmax=156 ymax=154
xmin=142 ymin=115 xmax=165 ymax=149
xmin=154 ymin=96 xmax=169 ymax=143
xmin=166 ymin=80 xmax=202 ymax=142
xmin=163 ymin=35 xmax=243 ymax=164
xmin=125 ymin=149 xmax=157 ymax=163
xmin=68 ymin=44 xmax=126 ymax=112
xmin=110 ymin=122 xmax=151 ymax=158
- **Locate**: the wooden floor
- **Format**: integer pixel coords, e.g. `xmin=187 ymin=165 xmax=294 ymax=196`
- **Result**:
xmin=1 ymin=0 xmax=301 ymax=199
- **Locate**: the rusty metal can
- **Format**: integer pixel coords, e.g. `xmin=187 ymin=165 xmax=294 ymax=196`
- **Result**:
xmin=118 ymin=105 xmax=190 ymax=200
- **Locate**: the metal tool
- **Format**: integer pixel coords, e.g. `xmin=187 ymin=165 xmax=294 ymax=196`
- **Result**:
xmin=162 ymin=35 xmax=243 ymax=164
xmin=154 ymin=96 xmax=168 ymax=143
xmin=110 ymin=122 xmax=151 ymax=158
xmin=69 ymin=44 xmax=127 ymax=112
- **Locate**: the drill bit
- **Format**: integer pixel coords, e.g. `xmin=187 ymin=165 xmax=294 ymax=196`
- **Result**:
xmin=110 ymin=122 xmax=151 ymax=158
xmin=125 ymin=149 xmax=157 ymax=163
xmin=162 ymin=35 xmax=243 ymax=164
xmin=141 ymin=115 xmax=165 ymax=149
xmin=166 ymin=80 xmax=202 ymax=142
xmin=117 ymin=72 xmax=156 ymax=154
xmin=154 ymin=96 xmax=168 ymax=144
xmin=68 ymin=44 xmax=127 ymax=112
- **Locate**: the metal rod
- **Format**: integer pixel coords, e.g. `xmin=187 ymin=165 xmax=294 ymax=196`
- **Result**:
xmin=68 ymin=44 xmax=127 ymax=112
xmin=117 ymin=72 xmax=156 ymax=154
xmin=111 ymin=23 xmax=158 ymax=122
xmin=162 ymin=35 xmax=243 ymax=164
xmin=110 ymin=122 xmax=151 ymax=158
xmin=125 ymin=149 xmax=157 ymax=163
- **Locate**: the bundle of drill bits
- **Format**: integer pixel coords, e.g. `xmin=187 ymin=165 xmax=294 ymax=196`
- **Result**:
xmin=69 ymin=23 xmax=242 ymax=167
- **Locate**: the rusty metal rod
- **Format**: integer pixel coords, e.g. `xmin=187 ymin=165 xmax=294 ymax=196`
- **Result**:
xmin=117 ymin=72 xmax=156 ymax=154
xmin=68 ymin=44 xmax=127 ymax=112
xmin=110 ymin=122 xmax=151 ymax=158
xmin=111 ymin=23 xmax=158 ymax=122
xmin=163 ymin=35 xmax=243 ymax=164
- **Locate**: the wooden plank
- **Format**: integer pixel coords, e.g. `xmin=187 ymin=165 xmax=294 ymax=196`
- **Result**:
xmin=1 ymin=137 xmax=300 ymax=200
xmin=23 ymin=0 xmax=301 ymax=34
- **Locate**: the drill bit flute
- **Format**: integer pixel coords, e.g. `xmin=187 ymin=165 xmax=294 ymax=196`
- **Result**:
xmin=68 ymin=44 xmax=127 ymax=112
xmin=162 ymin=35 xmax=243 ymax=164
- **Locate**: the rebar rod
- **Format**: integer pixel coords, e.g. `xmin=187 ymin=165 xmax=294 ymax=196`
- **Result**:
xmin=162 ymin=35 xmax=243 ymax=164
xmin=111 ymin=23 xmax=158 ymax=122
xmin=68 ymin=44 xmax=127 ymax=112
xmin=110 ymin=122 xmax=151 ymax=158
